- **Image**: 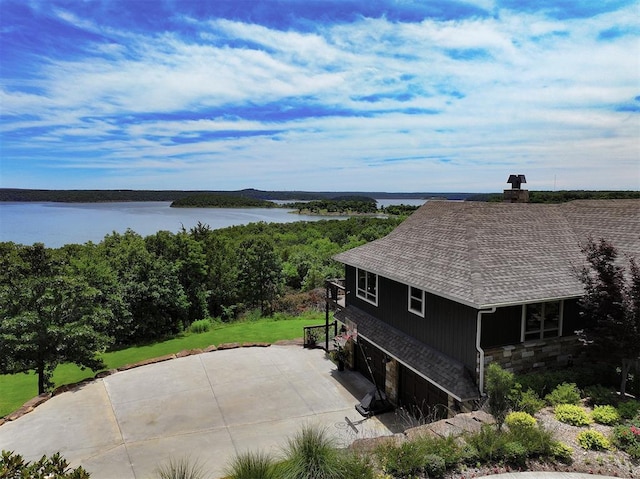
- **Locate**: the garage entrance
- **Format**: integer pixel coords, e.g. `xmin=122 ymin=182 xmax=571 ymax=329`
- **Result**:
xmin=354 ymin=337 xmax=386 ymax=392
xmin=398 ymin=365 xmax=448 ymax=420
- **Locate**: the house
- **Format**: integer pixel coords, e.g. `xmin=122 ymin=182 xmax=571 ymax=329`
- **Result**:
xmin=329 ymin=198 xmax=640 ymax=416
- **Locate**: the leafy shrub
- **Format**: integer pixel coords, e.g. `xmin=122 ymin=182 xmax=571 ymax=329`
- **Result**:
xmin=423 ymin=454 xmax=446 ymax=478
xmin=155 ymin=457 xmax=206 ymax=479
xmin=465 ymin=425 xmax=509 ymax=463
xmin=554 ymin=404 xmax=591 ymax=426
xmin=617 ymin=400 xmax=640 ymax=420
xmin=591 ymin=405 xmax=620 ymax=425
xmin=225 ymin=451 xmax=276 ymax=479
xmin=0 ymin=451 xmax=90 ymax=479
xmin=336 ymin=452 xmax=375 ymax=479
xmin=189 ymin=319 xmax=211 ymax=334
xmin=612 ymin=416 xmax=640 ymax=460
xmin=576 ymin=430 xmax=611 ymax=451
xmin=511 ymin=386 xmax=545 ymax=415
xmin=550 ymin=441 xmax=574 ymax=463
xmin=505 ymin=411 xmax=537 ymax=431
xmin=502 ymin=441 xmax=528 ymax=467
xmin=375 ymin=440 xmax=428 ymax=477
xmin=279 ymin=425 xmax=342 ymax=479
xmin=545 ymin=382 xmax=581 ymax=406
xmin=584 ymin=384 xmax=617 ymax=407
xmin=485 ymin=363 xmax=515 ymax=429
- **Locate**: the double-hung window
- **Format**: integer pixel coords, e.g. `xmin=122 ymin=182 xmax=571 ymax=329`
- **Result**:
xmin=408 ymin=286 xmax=425 ymax=317
xmin=356 ymin=268 xmax=378 ymax=305
xmin=522 ymin=300 xmax=562 ymax=341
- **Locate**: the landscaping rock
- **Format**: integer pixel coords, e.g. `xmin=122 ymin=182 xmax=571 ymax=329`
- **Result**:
xmin=203 ymin=344 xmax=218 ymax=353
xmin=350 ymin=433 xmax=404 ymax=453
xmin=242 ymin=342 xmax=271 ymax=348
xmin=117 ymin=353 xmax=176 ymax=371
xmin=176 ymin=348 xmax=203 ymax=358
xmin=217 ymin=342 xmax=241 ymax=350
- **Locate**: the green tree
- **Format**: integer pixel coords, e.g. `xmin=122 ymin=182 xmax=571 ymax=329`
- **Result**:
xmin=0 ymin=244 xmax=112 ymax=394
xmin=485 ymin=362 xmax=515 ymax=429
xmin=237 ymin=237 xmax=283 ymax=316
xmin=577 ymin=238 xmax=640 ymax=396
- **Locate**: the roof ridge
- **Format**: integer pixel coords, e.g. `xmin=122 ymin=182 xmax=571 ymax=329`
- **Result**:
xmin=464 ymin=203 xmax=484 ymax=306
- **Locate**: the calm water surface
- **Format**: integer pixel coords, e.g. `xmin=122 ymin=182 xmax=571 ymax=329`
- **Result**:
xmin=0 ymin=199 xmax=426 ymax=247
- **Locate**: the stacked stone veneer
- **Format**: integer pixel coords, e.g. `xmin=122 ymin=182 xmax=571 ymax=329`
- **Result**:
xmin=385 ymin=358 xmax=399 ymax=404
xmin=482 ymin=335 xmax=579 ymax=377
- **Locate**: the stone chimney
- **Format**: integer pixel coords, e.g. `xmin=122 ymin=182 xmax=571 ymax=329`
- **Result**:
xmin=504 ymin=174 xmax=529 ymax=203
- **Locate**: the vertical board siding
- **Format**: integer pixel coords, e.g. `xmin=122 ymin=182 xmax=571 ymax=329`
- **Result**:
xmin=344 ymin=266 xmax=478 ymax=371
xmin=480 ymin=305 xmax=522 ymax=348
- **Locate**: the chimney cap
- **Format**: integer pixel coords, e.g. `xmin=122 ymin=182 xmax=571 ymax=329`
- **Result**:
xmin=507 ymin=174 xmax=526 ymax=189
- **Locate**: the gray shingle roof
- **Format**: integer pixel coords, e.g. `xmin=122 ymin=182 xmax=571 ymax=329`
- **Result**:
xmin=334 ymin=199 xmax=640 ymax=309
xmin=335 ymin=306 xmax=479 ymax=401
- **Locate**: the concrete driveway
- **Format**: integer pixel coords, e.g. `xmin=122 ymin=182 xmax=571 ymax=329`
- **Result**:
xmin=0 ymin=345 xmax=394 ymax=479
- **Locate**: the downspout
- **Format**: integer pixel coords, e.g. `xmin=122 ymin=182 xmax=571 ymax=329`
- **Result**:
xmin=476 ymin=307 xmax=497 ymax=394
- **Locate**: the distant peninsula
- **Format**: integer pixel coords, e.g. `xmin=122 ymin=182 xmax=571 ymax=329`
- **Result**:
xmin=170 ymin=193 xmax=276 ymax=208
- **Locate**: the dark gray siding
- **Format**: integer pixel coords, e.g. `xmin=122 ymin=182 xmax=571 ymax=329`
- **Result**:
xmin=344 ymin=266 xmax=478 ymax=371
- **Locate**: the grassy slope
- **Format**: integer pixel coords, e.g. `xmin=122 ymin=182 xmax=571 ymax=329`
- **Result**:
xmin=0 ymin=315 xmax=323 ymax=418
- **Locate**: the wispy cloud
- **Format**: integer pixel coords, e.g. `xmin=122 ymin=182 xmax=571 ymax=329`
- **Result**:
xmin=0 ymin=0 xmax=638 ymax=191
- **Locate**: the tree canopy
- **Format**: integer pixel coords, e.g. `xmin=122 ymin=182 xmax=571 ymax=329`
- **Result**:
xmin=576 ymin=237 xmax=640 ymax=396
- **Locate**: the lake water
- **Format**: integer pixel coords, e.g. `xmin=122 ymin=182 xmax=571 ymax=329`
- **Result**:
xmin=0 ymin=199 xmax=426 ymax=247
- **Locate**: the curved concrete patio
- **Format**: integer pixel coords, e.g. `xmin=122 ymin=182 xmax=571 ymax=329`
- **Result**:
xmin=0 ymin=345 xmax=394 ymax=478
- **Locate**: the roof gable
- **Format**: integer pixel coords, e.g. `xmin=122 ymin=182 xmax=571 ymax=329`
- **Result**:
xmin=334 ymin=199 xmax=640 ymax=309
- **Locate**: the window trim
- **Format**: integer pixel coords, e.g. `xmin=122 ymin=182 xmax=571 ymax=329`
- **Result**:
xmin=355 ymin=268 xmax=378 ymax=306
xmin=408 ymin=286 xmax=425 ymax=317
xmin=520 ymin=300 xmax=563 ymax=342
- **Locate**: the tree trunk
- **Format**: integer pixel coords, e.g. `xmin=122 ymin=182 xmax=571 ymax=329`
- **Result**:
xmin=620 ymin=359 xmax=631 ymax=398
xmin=37 ymin=363 xmax=46 ymax=395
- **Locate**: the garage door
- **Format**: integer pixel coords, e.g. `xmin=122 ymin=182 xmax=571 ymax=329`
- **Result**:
xmin=354 ymin=338 xmax=386 ymax=391
xmin=399 ymin=365 xmax=448 ymax=420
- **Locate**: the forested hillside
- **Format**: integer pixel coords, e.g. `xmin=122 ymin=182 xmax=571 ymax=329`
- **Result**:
xmin=0 ymin=216 xmax=402 ymax=391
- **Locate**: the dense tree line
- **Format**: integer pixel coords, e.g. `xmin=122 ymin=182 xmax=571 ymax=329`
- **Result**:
xmin=0 ymin=217 xmax=402 ymax=392
xmin=170 ymin=193 xmax=277 ymax=208
xmin=468 ymin=190 xmax=640 ymax=203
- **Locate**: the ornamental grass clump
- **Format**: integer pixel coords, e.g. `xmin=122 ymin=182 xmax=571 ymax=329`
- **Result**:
xmin=155 ymin=457 xmax=206 ymax=479
xmin=224 ymin=451 xmax=276 ymax=479
xmin=189 ymin=319 xmax=212 ymax=334
xmin=576 ymin=429 xmax=611 ymax=451
xmin=554 ymin=404 xmax=592 ymax=427
xmin=591 ymin=405 xmax=621 ymax=425
xmin=279 ymin=424 xmax=342 ymax=479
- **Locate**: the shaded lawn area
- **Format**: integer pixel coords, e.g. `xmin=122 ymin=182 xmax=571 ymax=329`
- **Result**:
xmin=0 ymin=315 xmax=324 ymax=418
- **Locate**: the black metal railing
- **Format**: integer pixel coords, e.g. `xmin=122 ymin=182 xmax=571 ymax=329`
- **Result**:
xmin=303 ymin=321 xmax=337 ymax=350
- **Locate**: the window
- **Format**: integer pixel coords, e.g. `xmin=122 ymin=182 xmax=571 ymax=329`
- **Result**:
xmin=522 ymin=300 xmax=562 ymax=341
xmin=356 ymin=269 xmax=378 ymax=305
xmin=408 ymin=286 xmax=425 ymax=317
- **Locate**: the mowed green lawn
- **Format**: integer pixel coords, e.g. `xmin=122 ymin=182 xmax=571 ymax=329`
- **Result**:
xmin=0 ymin=314 xmax=324 ymax=418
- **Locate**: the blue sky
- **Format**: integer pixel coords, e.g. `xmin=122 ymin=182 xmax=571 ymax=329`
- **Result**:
xmin=1 ymin=0 xmax=638 ymax=192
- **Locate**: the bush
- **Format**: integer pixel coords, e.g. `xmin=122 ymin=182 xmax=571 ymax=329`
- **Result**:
xmin=505 ymin=411 xmax=537 ymax=431
xmin=485 ymin=363 xmax=515 ymax=429
xmin=279 ymin=425 xmax=342 ymax=479
xmin=612 ymin=416 xmax=640 ymax=460
xmin=423 ymin=454 xmax=446 ymax=478
xmin=502 ymin=441 xmax=528 ymax=467
xmin=155 ymin=457 xmax=206 ymax=479
xmin=576 ymin=430 xmax=611 ymax=451
xmin=225 ymin=451 xmax=276 ymax=479
xmin=554 ymin=404 xmax=592 ymax=426
xmin=545 ymin=382 xmax=581 ymax=406
xmin=591 ymin=405 xmax=621 ymax=425
xmin=550 ymin=441 xmax=574 ymax=463
xmin=511 ymin=386 xmax=545 ymax=415
xmin=464 ymin=425 xmax=509 ymax=463
xmin=617 ymin=400 xmax=640 ymax=420
xmin=189 ymin=319 xmax=211 ymax=334
xmin=375 ymin=440 xmax=428 ymax=477
xmin=336 ymin=452 xmax=375 ymax=479
xmin=584 ymin=384 xmax=617 ymax=407
xmin=0 ymin=451 xmax=90 ymax=479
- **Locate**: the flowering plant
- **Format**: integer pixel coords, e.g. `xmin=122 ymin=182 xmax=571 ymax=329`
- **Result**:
xmin=332 ymin=329 xmax=356 ymax=363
